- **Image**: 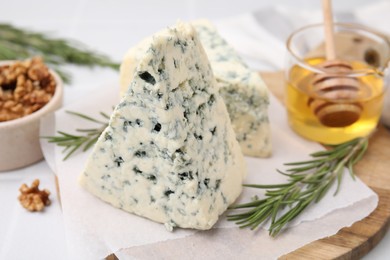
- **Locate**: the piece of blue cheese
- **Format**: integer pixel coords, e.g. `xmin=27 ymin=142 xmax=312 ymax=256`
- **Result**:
xmin=120 ymin=20 xmax=271 ymax=158
xmin=79 ymin=22 xmax=246 ymax=230
xmin=193 ymin=20 xmax=271 ymax=157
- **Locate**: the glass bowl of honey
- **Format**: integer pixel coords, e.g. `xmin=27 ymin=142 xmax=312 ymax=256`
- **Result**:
xmin=285 ymin=23 xmax=390 ymax=144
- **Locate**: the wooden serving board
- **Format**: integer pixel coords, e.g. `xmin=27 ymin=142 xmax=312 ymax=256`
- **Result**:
xmin=261 ymin=71 xmax=390 ymax=259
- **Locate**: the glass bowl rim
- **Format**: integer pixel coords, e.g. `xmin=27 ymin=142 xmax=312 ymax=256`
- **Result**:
xmin=286 ymin=22 xmax=390 ymax=77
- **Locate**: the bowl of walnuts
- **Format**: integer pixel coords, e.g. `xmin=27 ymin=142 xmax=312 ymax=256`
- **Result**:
xmin=0 ymin=57 xmax=63 ymax=172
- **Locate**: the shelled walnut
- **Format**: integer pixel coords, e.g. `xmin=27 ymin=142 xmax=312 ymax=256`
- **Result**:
xmin=18 ymin=179 xmax=51 ymax=212
xmin=0 ymin=57 xmax=56 ymax=122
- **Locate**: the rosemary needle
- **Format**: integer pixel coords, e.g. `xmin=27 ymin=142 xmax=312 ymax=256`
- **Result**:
xmin=0 ymin=23 xmax=120 ymax=83
xmin=43 ymin=111 xmax=109 ymax=160
xmin=227 ymin=137 xmax=369 ymax=237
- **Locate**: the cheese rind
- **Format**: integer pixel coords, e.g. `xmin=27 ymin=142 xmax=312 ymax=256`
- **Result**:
xmin=120 ymin=20 xmax=271 ymax=158
xmin=80 ymin=22 xmax=246 ymax=230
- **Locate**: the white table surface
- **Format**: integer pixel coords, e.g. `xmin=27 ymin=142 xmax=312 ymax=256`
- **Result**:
xmin=0 ymin=0 xmax=389 ymax=259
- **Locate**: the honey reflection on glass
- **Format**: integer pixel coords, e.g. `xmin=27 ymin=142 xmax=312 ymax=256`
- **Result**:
xmin=286 ymin=57 xmax=384 ymax=144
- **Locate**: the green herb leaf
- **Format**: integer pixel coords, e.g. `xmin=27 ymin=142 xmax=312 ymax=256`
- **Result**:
xmin=227 ymin=137 xmax=369 ymax=237
xmin=42 ymin=111 xmax=109 ymax=160
xmin=0 ymin=23 xmax=120 ymax=83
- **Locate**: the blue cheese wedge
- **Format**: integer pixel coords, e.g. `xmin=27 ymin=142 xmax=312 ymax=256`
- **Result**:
xmin=79 ymin=22 xmax=246 ymax=230
xmin=120 ymin=20 xmax=271 ymax=158
xmin=193 ymin=20 xmax=271 ymax=157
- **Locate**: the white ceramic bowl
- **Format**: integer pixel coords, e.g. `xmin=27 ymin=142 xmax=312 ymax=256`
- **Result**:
xmin=0 ymin=61 xmax=63 ymax=172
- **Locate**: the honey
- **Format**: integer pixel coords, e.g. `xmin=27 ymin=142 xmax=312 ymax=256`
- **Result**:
xmin=286 ymin=57 xmax=384 ymax=144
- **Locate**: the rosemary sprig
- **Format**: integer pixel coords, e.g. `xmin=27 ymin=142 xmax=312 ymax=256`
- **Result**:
xmin=0 ymin=23 xmax=120 ymax=83
xmin=227 ymin=137 xmax=369 ymax=237
xmin=43 ymin=111 xmax=109 ymax=160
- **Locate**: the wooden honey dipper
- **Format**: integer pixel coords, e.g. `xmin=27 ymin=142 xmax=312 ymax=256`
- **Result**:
xmin=308 ymin=0 xmax=362 ymax=127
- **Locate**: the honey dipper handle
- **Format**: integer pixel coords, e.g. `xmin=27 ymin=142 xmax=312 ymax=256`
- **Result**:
xmin=322 ymin=0 xmax=336 ymax=60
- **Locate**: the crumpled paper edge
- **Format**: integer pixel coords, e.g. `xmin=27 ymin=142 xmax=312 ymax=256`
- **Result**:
xmin=114 ymin=196 xmax=378 ymax=259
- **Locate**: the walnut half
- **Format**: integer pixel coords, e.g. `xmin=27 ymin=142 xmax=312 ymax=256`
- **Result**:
xmin=18 ymin=179 xmax=51 ymax=212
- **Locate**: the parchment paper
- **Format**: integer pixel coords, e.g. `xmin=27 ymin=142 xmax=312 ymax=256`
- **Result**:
xmin=40 ymin=83 xmax=378 ymax=259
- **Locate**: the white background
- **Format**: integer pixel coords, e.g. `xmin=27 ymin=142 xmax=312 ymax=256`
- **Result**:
xmin=0 ymin=0 xmax=389 ymax=259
